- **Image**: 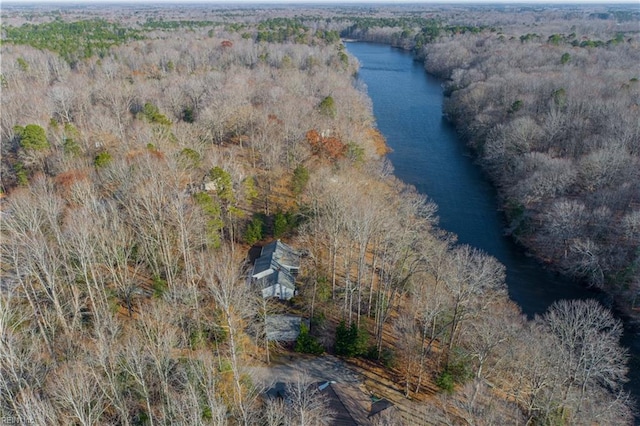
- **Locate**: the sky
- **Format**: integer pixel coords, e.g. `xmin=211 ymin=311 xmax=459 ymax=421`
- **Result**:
xmin=3 ymin=0 xmax=640 ymax=4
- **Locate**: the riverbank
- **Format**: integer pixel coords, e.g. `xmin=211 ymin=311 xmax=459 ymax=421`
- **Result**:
xmin=346 ymin=40 xmax=639 ymax=422
xmin=438 ymin=60 xmax=639 ymax=328
xmin=370 ymin=38 xmax=640 ymax=330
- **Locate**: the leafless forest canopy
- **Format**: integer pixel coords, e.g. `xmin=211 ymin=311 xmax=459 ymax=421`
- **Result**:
xmin=0 ymin=3 xmax=638 ymax=425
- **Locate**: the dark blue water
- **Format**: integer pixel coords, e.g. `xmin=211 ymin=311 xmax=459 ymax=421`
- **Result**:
xmin=346 ymin=41 xmax=639 ymax=413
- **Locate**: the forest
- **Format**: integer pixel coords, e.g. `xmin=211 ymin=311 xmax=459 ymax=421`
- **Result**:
xmin=346 ymin=3 xmax=640 ymax=322
xmin=0 ymin=3 xmax=638 ymax=425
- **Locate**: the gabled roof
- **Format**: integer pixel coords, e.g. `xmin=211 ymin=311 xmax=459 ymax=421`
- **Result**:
xmin=264 ymin=380 xmax=395 ymax=425
xmin=252 ymin=240 xmax=300 ymax=284
xmin=259 ymin=240 xmax=300 ymax=271
xmin=252 ymin=240 xmax=301 ymax=300
xmin=255 ymin=266 xmax=295 ymax=291
xmin=320 ymin=384 xmax=360 ymax=426
xmin=252 ymin=255 xmax=276 ymax=278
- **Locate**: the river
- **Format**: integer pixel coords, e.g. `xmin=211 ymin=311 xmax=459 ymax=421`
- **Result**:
xmin=346 ymin=41 xmax=639 ymax=417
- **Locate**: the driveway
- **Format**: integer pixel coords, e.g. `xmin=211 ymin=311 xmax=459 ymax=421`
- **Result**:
xmin=249 ymin=354 xmax=363 ymax=388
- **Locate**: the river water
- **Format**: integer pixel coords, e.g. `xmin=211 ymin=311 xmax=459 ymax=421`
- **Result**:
xmin=346 ymin=41 xmax=639 ymax=415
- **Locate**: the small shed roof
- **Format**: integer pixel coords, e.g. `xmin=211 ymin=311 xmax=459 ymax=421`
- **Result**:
xmin=265 ymin=315 xmax=307 ymax=341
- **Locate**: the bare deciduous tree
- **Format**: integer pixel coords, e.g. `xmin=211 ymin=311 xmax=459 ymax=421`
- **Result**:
xmin=50 ymin=362 xmax=107 ymax=426
xmin=443 ymin=245 xmax=506 ymax=363
xmin=538 ymin=299 xmax=632 ymax=423
xmin=285 ymin=373 xmax=334 ymax=426
xmin=201 ymin=245 xmax=258 ymax=425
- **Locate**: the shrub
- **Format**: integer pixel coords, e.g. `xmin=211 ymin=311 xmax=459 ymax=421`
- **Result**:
xmin=63 ymin=137 xmax=81 ymax=156
xmin=182 ymin=106 xmax=195 ymax=123
xmin=15 ymin=124 xmax=49 ymax=151
xmin=242 ymin=176 xmax=258 ymax=203
xmin=295 ymin=323 xmax=324 ymax=355
xmin=364 ymin=345 xmax=395 ymax=368
xmin=142 ymin=102 xmax=172 ymax=126
xmin=318 ymin=95 xmax=336 ymax=118
xmin=335 ymin=320 xmax=369 ymax=357
xmin=62 ymin=123 xmax=81 ymax=156
xmin=310 ymin=311 xmax=326 ymax=328
xmin=193 ymin=192 xmax=223 ymax=248
xmin=209 ymin=166 xmax=234 ymax=204
xmin=14 ymin=163 xmax=29 ymax=186
xmin=380 ymin=347 xmax=395 ymax=368
xmin=152 ymin=276 xmax=168 ymax=298
xmin=436 ymin=370 xmax=455 ymax=393
xmin=202 ymin=406 xmax=213 ymax=421
xmin=179 ymin=148 xmax=201 ymax=168
xmin=244 ymin=215 xmax=264 ymax=245
xmin=346 ymin=142 xmax=365 ymax=164
xmin=94 ymin=151 xmax=112 ymax=168
xmin=437 ymin=350 xmax=473 ymax=393
xmin=508 ymin=99 xmax=523 ymax=114
xmin=273 ymin=211 xmax=288 ymax=238
xmin=189 ymin=329 xmax=208 ymax=350
xmin=315 ymin=276 xmax=330 ymax=303
xmin=292 ymin=164 xmax=309 ymax=196
xmin=447 ymin=358 xmax=473 ymax=384
xmin=16 ymin=57 xmax=29 ymax=72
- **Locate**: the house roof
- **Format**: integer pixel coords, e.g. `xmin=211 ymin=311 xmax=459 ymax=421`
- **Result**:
xmin=259 ymin=240 xmax=300 ymax=271
xmin=369 ymin=399 xmax=396 ymax=419
xmin=257 ymin=267 xmax=296 ymax=291
xmin=264 ymin=380 xmax=395 ymax=426
xmin=318 ymin=382 xmax=373 ymax=426
xmin=265 ymin=382 xmax=287 ymax=400
xmin=253 ymin=255 xmax=276 ymax=277
xmin=251 ymin=240 xmax=300 ymax=296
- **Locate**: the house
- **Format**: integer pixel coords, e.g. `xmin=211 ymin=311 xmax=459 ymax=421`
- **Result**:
xmin=264 ymin=380 xmax=396 ymax=426
xmin=319 ymin=381 xmax=372 ymax=426
xmin=318 ymin=382 xmax=397 ymax=426
xmin=251 ymin=240 xmax=301 ymax=300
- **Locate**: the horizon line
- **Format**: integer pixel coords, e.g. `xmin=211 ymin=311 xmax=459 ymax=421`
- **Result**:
xmin=3 ymin=0 xmax=640 ymax=4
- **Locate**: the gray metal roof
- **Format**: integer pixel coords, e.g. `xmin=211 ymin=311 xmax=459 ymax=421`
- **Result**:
xmin=251 ymin=240 xmax=300 ymax=299
xmin=252 ymin=255 xmax=275 ymax=277
xmin=259 ymin=240 xmax=300 ymax=270
xmin=256 ymin=267 xmax=295 ymax=291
